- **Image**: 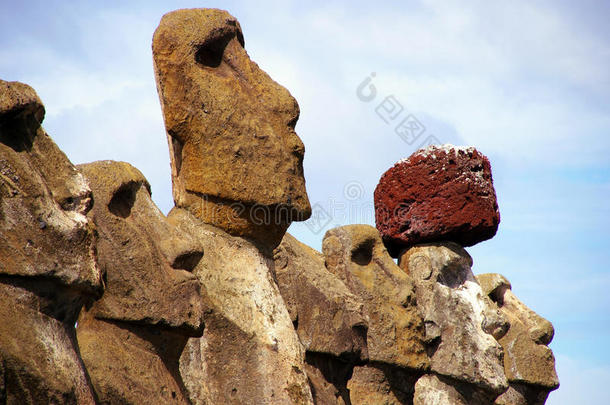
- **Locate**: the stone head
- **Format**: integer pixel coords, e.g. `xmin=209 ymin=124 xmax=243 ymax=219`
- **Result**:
xmin=78 ymin=161 xmax=204 ymax=335
xmin=153 ymin=8 xmax=311 ymax=247
xmin=323 ymin=225 xmax=414 ymax=303
xmin=477 ymin=273 xmax=559 ymax=402
xmin=322 ymin=224 xmax=429 ymax=370
xmin=399 ymin=243 xmax=509 ymax=396
xmin=0 ymin=80 xmax=101 ymax=312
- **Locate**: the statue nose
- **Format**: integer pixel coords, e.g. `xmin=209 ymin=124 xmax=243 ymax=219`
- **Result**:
xmin=159 ymin=233 xmax=203 ymax=272
xmin=529 ymin=317 xmax=555 ymax=345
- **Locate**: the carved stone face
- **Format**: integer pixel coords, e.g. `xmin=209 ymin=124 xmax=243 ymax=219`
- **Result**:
xmin=399 ymin=243 xmax=509 ymax=397
xmin=79 ymin=161 xmax=204 ymax=335
xmin=0 ymin=80 xmax=100 ymax=296
xmin=322 ymin=224 xmax=429 ymax=370
xmin=152 ymin=8 xmax=311 ymax=245
xmin=477 ymin=273 xmax=559 ymax=401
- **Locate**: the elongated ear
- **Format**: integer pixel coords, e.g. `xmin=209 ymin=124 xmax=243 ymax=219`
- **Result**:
xmin=0 ymin=80 xmax=45 ymax=151
xmin=322 ymin=234 xmax=344 ymax=274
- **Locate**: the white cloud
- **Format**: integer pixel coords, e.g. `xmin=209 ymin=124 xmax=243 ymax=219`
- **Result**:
xmin=281 ymin=1 xmax=610 ymax=168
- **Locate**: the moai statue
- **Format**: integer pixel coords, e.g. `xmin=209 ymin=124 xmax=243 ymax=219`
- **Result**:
xmin=478 ymin=274 xmax=559 ymax=405
xmin=376 ymin=145 xmax=511 ymax=403
xmin=153 ymin=8 xmax=314 ymax=404
xmin=0 ymin=80 xmax=101 ymax=403
xmin=273 ymin=232 xmax=369 ymax=405
xmin=322 ymin=225 xmax=430 ymax=405
xmin=153 ymin=8 xmax=310 ymax=249
xmin=76 ymin=161 xmax=205 ymax=404
xmin=400 ymin=244 xmax=510 ymax=404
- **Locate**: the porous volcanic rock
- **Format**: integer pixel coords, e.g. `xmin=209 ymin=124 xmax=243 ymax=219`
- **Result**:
xmin=76 ymin=161 xmax=205 ymax=404
xmin=0 ymin=9 xmax=562 ymax=404
xmin=399 ymin=243 xmax=509 ymax=398
xmin=153 ymin=8 xmax=311 ymax=248
xmin=477 ymin=273 xmax=559 ymax=404
xmin=0 ymin=79 xmax=100 ymax=403
xmin=322 ymin=225 xmax=429 ymax=371
xmin=374 ymin=145 xmax=500 ymax=257
xmin=273 ymin=233 xmax=368 ymax=360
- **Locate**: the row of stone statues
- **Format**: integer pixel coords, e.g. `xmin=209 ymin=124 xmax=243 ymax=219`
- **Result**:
xmin=0 ymin=8 xmax=558 ymax=405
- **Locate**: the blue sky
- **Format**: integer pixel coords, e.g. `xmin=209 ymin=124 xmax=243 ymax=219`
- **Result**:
xmin=1 ymin=1 xmax=608 ymax=402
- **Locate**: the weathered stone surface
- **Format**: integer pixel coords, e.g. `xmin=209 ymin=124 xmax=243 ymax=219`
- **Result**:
xmin=0 ymin=80 xmax=44 ymax=126
xmin=414 ymin=374 xmax=467 ymax=405
xmin=0 ymin=81 xmax=99 ymax=288
xmin=375 ymin=145 xmax=500 ymax=256
xmin=273 ymin=233 xmax=368 ymax=359
xmin=0 ymin=80 xmax=100 ymax=403
xmin=322 ymin=225 xmax=429 ymax=371
xmin=76 ymin=161 xmax=205 ymax=404
xmin=153 ymin=9 xmax=316 ymax=404
xmin=77 ymin=161 xmax=204 ymax=330
xmin=348 ymin=364 xmax=420 ymax=405
xmin=304 ymin=353 xmax=352 ymax=405
xmin=413 ymin=374 xmax=496 ymax=405
xmin=169 ymin=207 xmax=314 ymax=405
xmin=0 ymin=293 xmax=98 ymax=405
xmin=77 ymin=319 xmax=194 ymax=404
xmin=399 ymin=243 xmax=508 ymax=396
xmin=493 ymin=384 xmax=550 ymax=405
xmin=153 ymin=8 xmax=311 ymax=248
xmin=477 ymin=273 xmax=559 ymax=402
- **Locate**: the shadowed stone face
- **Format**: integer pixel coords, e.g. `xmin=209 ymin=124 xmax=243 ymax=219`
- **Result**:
xmin=76 ymin=161 xmax=205 ymax=404
xmin=273 ymin=233 xmax=369 ymax=360
xmin=477 ymin=273 xmax=559 ymax=404
xmin=322 ymin=224 xmax=429 ymax=371
xmin=77 ymin=161 xmax=204 ymax=334
xmin=0 ymin=80 xmax=100 ymax=403
xmin=153 ymin=8 xmax=311 ymax=246
xmin=0 ymin=80 xmax=100 ymax=294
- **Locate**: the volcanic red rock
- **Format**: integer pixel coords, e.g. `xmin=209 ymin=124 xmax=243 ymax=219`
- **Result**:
xmin=374 ymin=145 xmax=500 ymax=256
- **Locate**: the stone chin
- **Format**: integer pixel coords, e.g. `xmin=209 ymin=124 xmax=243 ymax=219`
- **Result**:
xmin=89 ymin=273 xmax=204 ymax=337
xmin=158 ymin=275 xmax=205 ymax=337
xmin=181 ymin=191 xmax=310 ymax=250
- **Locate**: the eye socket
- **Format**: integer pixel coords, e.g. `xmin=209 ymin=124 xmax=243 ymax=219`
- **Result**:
xmin=108 ymin=182 xmax=139 ymax=218
xmin=172 ymin=251 xmax=203 ymax=272
xmin=490 ymin=287 xmax=506 ymax=307
xmin=351 ymin=240 xmax=374 ymax=266
xmin=60 ymin=196 xmax=76 ymax=211
xmin=195 ymin=33 xmax=233 ymax=68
